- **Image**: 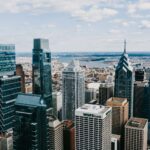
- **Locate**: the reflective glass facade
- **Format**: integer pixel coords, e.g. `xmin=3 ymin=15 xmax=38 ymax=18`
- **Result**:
xmin=62 ymin=60 xmax=85 ymax=120
xmin=0 ymin=44 xmax=15 ymax=76
xmin=13 ymin=94 xmax=50 ymax=150
xmin=32 ymin=39 xmax=52 ymax=108
xmin=0 ymin=76 xmax=21 ymax=132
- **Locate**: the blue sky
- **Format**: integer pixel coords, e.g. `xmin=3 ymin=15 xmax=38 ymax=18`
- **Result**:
xmin=0 ymin=0 xmax=150 ymax=52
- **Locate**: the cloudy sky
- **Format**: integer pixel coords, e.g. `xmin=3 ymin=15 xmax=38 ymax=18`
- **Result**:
xmin=0 ymin=0 xmax=150 ymax=52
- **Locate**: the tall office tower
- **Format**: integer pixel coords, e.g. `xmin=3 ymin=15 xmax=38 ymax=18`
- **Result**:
xmin=114 ymin=40 xmax=134 ymax=117
xmin=48 ymin=116 xmax=63 ymax=150
xmin=75 ymin=104 xmax=112 ymax=150
xmin=0 ymin=44 xmax=21 ymax=133
xmin=106 ymin=97 xmax=128 ymax=135
xmin=62 ymin=60 xmax=85 ymax=120
xmin=135 ymin=68 xmax=144 ymax=81
xmin=16 ymin=64 xmax=25 ymax=93
xmin=99 ymin=83 xmax=114 ymax=105
xmin=124 ymin=117 xmax=148 ymax=150
xmin=13 ymin=94 xmax=50 ymax=150
xmin=32 ymin=39 xmax=52 ymax=108
xmin=0 ymin=44 xmax=16 ymax=76
xmin=63 ymin=120 xmax=75 ymax=150
xmin=134 ymin=81 xmax=147 ymax=117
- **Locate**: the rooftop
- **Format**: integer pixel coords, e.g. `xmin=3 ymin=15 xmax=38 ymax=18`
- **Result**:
xmin=99 ymin=83 xmax=114 ymax=88
xmin=87 ymin=83 xmax=101 ymax=90
xmin=126 ymin=117 xmax=148 ymax=129
xmin=63 ymin=60 xmax=82 ymax=72
xmin=48 ymin=116 xmax=62 ymax=128
xmin=111 ymin=134 xmax=121 ymax=140
xmin=106 ymin=97 xmax=128 ymax=106
xmin=75 ymin=104 xmax=111 ymax=119
xmin=0 ymin=44 xmax=15 ymax=51
xmin=16 ymin=94 xmax=46 ymax=107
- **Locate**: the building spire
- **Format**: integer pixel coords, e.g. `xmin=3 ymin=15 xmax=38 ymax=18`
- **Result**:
xmin=124 ymin=39 xmax=126 ymax=54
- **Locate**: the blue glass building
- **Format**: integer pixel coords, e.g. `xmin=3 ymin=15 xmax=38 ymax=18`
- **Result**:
xmin=0 ymin=44 xmax=21 ymax=133
xmin=32 ymin=39 xmax=52 ymax=109
xmin=0 ymin=44 xmax=16 ymax=76
xmin=13 ymin=94 xmax=50 ymax=150
xmin=114 ymin=41 xmax=134 ymax=117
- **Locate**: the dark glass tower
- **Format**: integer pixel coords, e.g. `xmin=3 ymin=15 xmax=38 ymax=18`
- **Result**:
xmin=0 ymin=44 xmax=16 ymax=76
xmin=0 ymin=44 xmax=21 ymax=133
xmin=13 ymin=94 xmax=50 ymax=150
xmin=32 ymin=39 xmax=52 ymax=108
xmin=114 ymin=40 xmax=134 ymax=117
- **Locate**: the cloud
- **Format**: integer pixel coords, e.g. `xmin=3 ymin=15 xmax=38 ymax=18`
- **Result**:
xmin=139 ymin=20 xmax=150 ymax=29
xmin=128 ymin=1 xmax=150 ymax=14
xmin=112 ymin=19 xmax=131 ymax=27
xmin=72 ymin=6 xmax=118 ymax=22
xmin=0 ymin=0 xmax=118 ymax=22
xmin=109 ymin=29 xmax=121 ymax=34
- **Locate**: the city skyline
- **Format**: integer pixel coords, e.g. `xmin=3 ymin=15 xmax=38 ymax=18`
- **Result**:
xmin=0 ymin=0 xmax=150 ymax=52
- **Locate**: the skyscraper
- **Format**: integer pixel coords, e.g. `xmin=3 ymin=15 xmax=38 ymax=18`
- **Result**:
xmin=75 ymin=104 xmax=112 ymax=150
xmin=124 ymin=117 xmax=148 ymax=150
xmin=0 ymin=44 xmax=21 ymax=133
xmin=106 ymin=97 xmax=128 ymax=135
xmin=114 ymin=40 xmax=134 ymax=117
xmin=13 ymin=94 xmax=50 ymax=150
xmin=32 ymin=39 xmax=52 ymax=108
xmin=62 ymin=60 xmax=85 ymax=120
xmin=0 ymin=44 xmax=16 ymax=76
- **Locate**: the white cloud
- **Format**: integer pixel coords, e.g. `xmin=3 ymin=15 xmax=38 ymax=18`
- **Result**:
xmin=109 ymin=29 xmax=121 ymax=34
xmin=112 ymin=19 xmax=131 ymax=27
xmin=128 ymin=1 xmax=150 ymax=14
xmin=140 ymin=20 xmax=150 ymax=29
xmin=0 ymin=0 xmax=118 ymax=22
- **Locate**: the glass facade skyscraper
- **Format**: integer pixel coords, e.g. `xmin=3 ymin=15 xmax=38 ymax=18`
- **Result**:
xmin=0 ymin=44 xmax=16 ymax=76
xmin=13 ymin=94 xmax=50 ymax=150
xmin=62 ymin=60 xmax=85 ymax=120
xmin=114 ymin=41 xmax=134 ymax=117
xmin=32 ymin=39 xmax=52 ymax=109
xmin=0 ymin=44 xmax=21 ymax=133
xmin=0 ymin=76 xmax=21 ymax=132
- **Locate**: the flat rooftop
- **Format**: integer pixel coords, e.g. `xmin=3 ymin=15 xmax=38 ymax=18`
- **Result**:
xmin=16 ymin=94 xmax=46 ymax=107
xmin=87 ymin=83 xmax=101 ymax=90
xmin=48 ymin=116 xmax=61 ymax=128
xmin=126 ymin=117 xmax=148 ymax=129
xmin=106 ymin=97 xmax=128 ymax=106
xmin=75 ymin=104 xmax=111 ymax=119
